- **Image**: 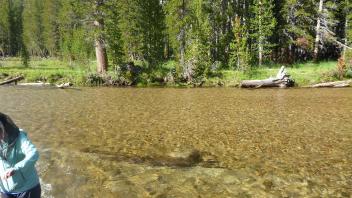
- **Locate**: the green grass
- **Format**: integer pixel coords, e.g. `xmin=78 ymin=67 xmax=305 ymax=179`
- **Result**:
xmin=0 ymin=57 xmax=96 ymax=85
xmin=0 ymin=58 xmax=343 ymax=87
xmin=288 ymin=61 xmax=339 ymax=86
xmin=206 ymin=61 xmax=339 ymax=87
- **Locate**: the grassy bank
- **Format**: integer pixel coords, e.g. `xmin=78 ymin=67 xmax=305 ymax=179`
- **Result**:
xmin=0 ymin=57 xmax=348 ymax=87
xmin=207 ymin=61 xmax=344 ymax=87
xmin=0 ymin=58 xmax=93 ymax=85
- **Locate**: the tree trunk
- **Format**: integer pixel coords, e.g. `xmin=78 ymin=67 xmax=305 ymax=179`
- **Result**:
xmin=259 ymin=39 xmax=263 ymax=66
xmin=313 ymin=0 xmax=324 ymax=62
xmin=180 ymin=28 xmax=185 ymax=71
xmin=258 ymin=0 xmax=263 ymax=66
xmin=180 ymin=0 xmax=189 ymax=81
xmin=94 ymin=0 xmax=108 ymax=74
xmin=343 ymin=16 xmax=348 ymax=59
xmin=95 ymin=34 xmax=108 ymax=73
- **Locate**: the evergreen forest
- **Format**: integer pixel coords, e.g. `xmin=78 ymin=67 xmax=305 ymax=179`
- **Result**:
xmin=0 ymin=0 xmax=351 ymax=85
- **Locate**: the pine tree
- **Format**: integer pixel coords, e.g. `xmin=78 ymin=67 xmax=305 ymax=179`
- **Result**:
xmin=229 ymin=16 xmax=250 ymax=71
xmin=117 ymin=0 xmax=165 ymax=67
xmin=140 ymin=0 xmax=165 ymax=67
xmin=206 ymin=0 xmax=240 ymax=68
xmin=104 ymin=0 xmax=123 ymax=66
xmin=17 ymin=0 xmax=28 ymax=66
xmin=58 ymin=0 xmax=93 ymax=65
xmin=8 ymin=0 xmax=19 ymax=56
xmin=280 ymin=0 xmax=316 ymax=63
xmin=23 ymin=0 xmax=47 ymax=57
xmin=117 ymin=0 xmax=145 ymax=62
xmin=165 ymin=0 xmax=193 ymax=78
xmin=0 ymin=0 xmax=9 ymax=56
xmin=93 ymin=0 xmax=108 ymax=73
xmin=0 ymin=0 xmax=28 ymax=63
xmin=165 ymin=0 xmax=213 ymax=82
xmin=186 ymin=0 xmax=211 ymax=81
xmin=249 ymin=0 xmax=276 ymax=66
xmin=4 ymin=0 xmax=25 ymax=56
xmin=42 ymin=0 xmax=60 ymax=56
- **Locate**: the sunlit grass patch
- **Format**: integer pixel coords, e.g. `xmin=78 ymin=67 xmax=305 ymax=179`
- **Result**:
xmin=215 ymin=61 xmax=338 ymax=87
xmin=0 ymin=58 xmax=92 ymax=85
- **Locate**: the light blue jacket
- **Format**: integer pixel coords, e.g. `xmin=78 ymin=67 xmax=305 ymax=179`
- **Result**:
xmin=0 ymin=130 xmax=40 ymax=193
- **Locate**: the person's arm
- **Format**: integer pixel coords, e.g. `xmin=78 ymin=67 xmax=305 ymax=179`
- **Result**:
xmin=12 ymin=133 xmax=39 ymax=174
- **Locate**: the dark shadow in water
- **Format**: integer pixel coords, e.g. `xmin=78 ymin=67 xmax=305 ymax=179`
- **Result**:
xmin=80 ymin=148 xmax=221 ymax=168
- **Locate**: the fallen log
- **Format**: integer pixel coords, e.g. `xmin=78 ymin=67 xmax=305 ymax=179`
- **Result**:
xmin=17 ymin=82 xmax=73 ymax=89
xmin=240 ymin=66 xmax=295 ymax=88
xmin=18 ymin=82 xmax=51 ymax=86
xmin=0 ymin=76 xmax=24 ymax=85
xmin=241 ymin=78 xmax=292 ymax=88
xmin=310 ymin=80 xmax=352 ymax=88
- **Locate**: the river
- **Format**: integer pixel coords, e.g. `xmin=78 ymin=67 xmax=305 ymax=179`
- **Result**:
xmin=0 ymin=87 xmax=351 ymax=197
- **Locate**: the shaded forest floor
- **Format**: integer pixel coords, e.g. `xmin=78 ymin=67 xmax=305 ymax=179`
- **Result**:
xmin=0 ymin=57 xmax=350 ymax=87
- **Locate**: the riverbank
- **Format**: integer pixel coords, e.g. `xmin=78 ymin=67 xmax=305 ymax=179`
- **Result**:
xmin=0 ymin=58 xmax=350 ymax=87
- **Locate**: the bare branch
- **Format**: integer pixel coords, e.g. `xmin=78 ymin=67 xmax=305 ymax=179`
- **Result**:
xmin=331 ymin=38 xmax=352 ymax=50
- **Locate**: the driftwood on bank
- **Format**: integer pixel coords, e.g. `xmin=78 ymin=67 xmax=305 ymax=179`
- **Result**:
xmin=17 ymin=82 xmax=51 ymax=86
xmin=0 ymin=76 xmax=24 ymax=85
xmin=17 ymin=82 xmax=73 ymax=89
xmin=240 ymin=66 xmax=295 ymax=88
xmin=0 ymin=76 xmax=72 ymax=88
xmin=310 ymin=80 xmax=352 ymax=88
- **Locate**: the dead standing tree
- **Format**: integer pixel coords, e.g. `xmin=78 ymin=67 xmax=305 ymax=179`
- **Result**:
xmin=313 ymin=0 xmax=324 ymax=62
xmin=313 ymin=0 xmax=352 ymax=61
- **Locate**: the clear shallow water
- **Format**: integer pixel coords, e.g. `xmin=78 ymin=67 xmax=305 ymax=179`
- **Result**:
xmin=0 ymin=87 xmax=351 ymax=197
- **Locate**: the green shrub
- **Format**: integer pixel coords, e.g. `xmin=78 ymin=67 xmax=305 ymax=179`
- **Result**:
xmin=48 ymin=73 xmax=64 ymax=83
xmin=345 ymin=49 xmax=352 ymax=64
xmin=345 ymin=69 xmax=352 ymax=78
xmin=86 ymin=73 xmax=105 ymax=86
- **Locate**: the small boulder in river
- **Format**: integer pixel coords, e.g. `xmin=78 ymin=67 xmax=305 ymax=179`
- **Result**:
xmin=165 ymin=149 xmax=203 ymax=167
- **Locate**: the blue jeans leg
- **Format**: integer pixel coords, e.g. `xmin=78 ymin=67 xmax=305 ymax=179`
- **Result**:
xmin=0 ymin=184 xmax=41 ymax=198
xmin=17 ymin=184 xmax=41 ymax=198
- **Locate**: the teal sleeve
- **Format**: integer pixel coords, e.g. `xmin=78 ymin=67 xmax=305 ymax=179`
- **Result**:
xmin=13 ymin=134 xmax=39 ymax=173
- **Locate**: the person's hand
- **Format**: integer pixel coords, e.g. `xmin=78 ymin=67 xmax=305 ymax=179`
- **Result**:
xmin=6 ymin=169 xmax=15 ymax=178
xmin=2 ymin=169 xmax=15 ymax=180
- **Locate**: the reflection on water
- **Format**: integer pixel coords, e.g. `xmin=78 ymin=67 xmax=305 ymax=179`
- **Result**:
xmin=0 ymin=87 xmax=351 ymax=197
